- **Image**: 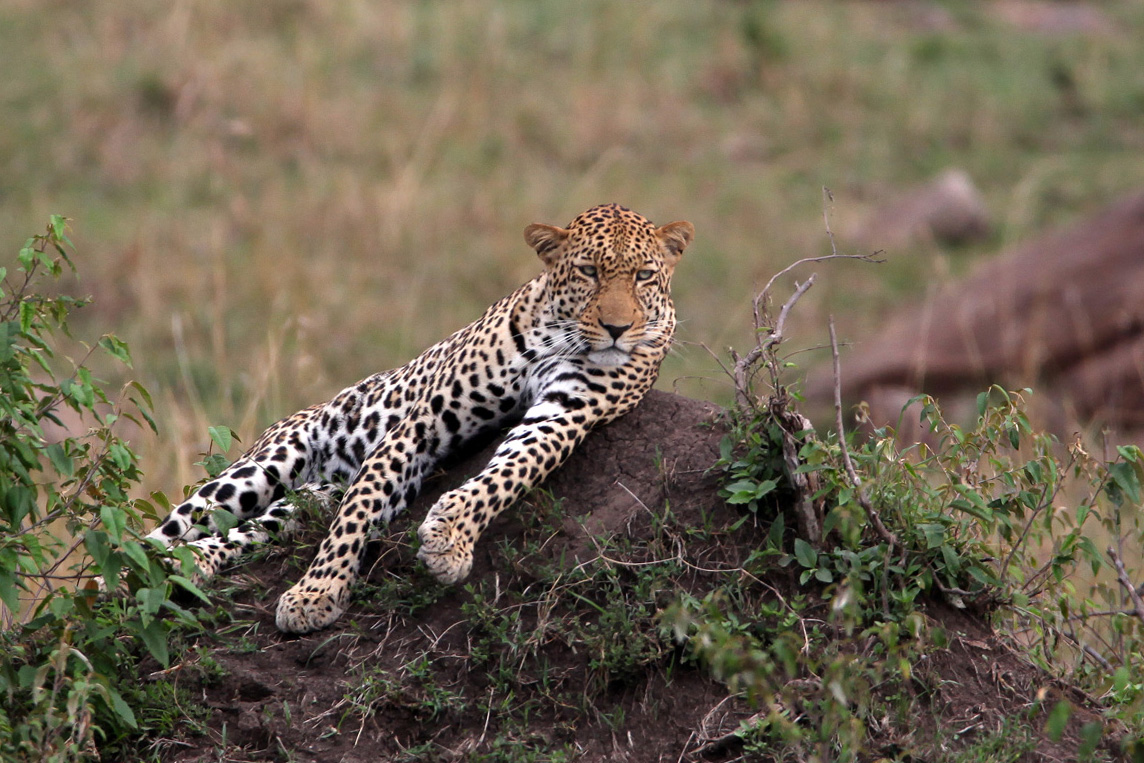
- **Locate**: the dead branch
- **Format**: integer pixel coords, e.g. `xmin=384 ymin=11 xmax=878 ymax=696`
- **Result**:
xmin=770 ymin=395 xmax=823 ymax=545
xmin=692 ymin=679 xmax=819 ymax=757
xmin=750 ymin=251 xmax=884 ymax=342
xmin=830 ymin=317 xmax=897 ymax=548
xmin=1082 ymin=644 xmax=1114 ymax=672
xmin=732 ymin=274 xmax=816 ymax=409
xmin=729 ymin=190 xmax=883 ymax=410
xmin=1108 ymin=546 xmax=1144 ymax=623
xmin=693 ymin=710 xmax=765 ymax=757
xmin=719 ymin=194 xmax=886 ymax=550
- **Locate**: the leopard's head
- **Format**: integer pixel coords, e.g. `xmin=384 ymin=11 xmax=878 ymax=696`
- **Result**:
xmin=525 ymin=203 xmax=694 ymax=363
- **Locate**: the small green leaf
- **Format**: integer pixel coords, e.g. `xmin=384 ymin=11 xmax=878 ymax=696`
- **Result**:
xmin=169 ymin=574 xmax=210 ymax=604
xmin=49 ymin=214 xmax=67 ymax=241
xmin=137 ymin=619 xmax=170 ymax=667
xmin=1109 ymin=462 xmax=1142 ymax=505
xmin=105 ymin=686 xmax=138 ymax=729
xmin=169 ymin=545 xmax=199 ymax=576
xmin=794 ymin=538 xmax=817 ymax=569
xmin=1044 ymin=700 xmax=1071 ymax=742
xmin=767 ymin=513 xmax=785 ymax=549
xmin=753 ymin=479 xmax=778 ymax=498
xmin=4 ymin=486 xmax=36 ymax=526
xmin=43 ymin=442 xmax=73 ymax=477
xmin=0 ymin=566 xmax=18 ymax=614
xmin=1078 ymin=721 xmax=1103 ymax=759
xmin=724 ymin=479 xmax=758 ymax=495
xmin=919 ymin=523 xmax=945 ymax=549
xmin=100 ymin=504 xmax=126 ymax=544
xmin=47 ymin=593 xmax=73 ymax=620
xmin=109 ymin=442 xmax=134 ymax=471
xmin=1116 ymin=444 xmax=1142 ymax=463
xmin=208 ymin=425 xmax=233 ymax=454
xmin=121 ymin=539 xmax=151 ymax=572
xmin=719 ymin=435 xmax=733 ymax=462
xmin=18 ymin=244 xmax=35 ymax=270
xmin=98 ymin=334 xmax=133 ymax=367
xmin=85 ymin=529 xmax=110 ymax=569
xmin=199 ymin=453 xmax=231 ymax=478
xmin=0 ymin=321 xmax=14 ymax=362
xmin=940 ymin=543 xmax=960 ymax=573
xmin=1112 ymin=665 xmax=1131 ymax=695
xmin=18 ymin=300 xmax=35 ymax=333
xmin=950 ymin=497 xmax=991 ymax=521
xmin=137 ymin=586 xmax=167 ymax=622
xmin=211 ymin=508 xmax=239 ymax=535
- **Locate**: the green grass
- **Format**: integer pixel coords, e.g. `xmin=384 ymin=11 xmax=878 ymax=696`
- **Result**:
xmin=3 ymin=0 xmax=1144 ymax=496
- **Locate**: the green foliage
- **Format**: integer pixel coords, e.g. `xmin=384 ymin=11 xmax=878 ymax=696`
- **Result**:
xmin=697 ymin=383 xmax=1144 ymax=759
xmin=718 ymin=421 xmax=783 ymax=516
xmin=0 ymin=219 xmax=204 ymax=761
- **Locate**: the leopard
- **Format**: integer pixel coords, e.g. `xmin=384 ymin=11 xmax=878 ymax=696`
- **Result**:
xmin=146 ymin=203 xmax=694 ymax=634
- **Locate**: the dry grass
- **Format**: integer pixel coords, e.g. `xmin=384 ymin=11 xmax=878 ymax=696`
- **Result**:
xmin=3 ymin=0 xmax=1144 ymax=495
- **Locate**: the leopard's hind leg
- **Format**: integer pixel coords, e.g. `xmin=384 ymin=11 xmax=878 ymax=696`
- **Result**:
xmin=180 ymin=483 xmax=342 ymax=578
xmin=146 ymin=409 xmax=324 ymax=563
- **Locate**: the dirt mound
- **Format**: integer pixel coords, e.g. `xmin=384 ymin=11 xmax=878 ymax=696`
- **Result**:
xmin=148 ymin=391 xmax=1112 ymax=762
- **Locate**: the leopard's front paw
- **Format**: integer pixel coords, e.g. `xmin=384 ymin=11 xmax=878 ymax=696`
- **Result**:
xmin=417 ymin=500 xmax=474 ymax=585
xmin=275 ymin=582 xmax=347 ymax=634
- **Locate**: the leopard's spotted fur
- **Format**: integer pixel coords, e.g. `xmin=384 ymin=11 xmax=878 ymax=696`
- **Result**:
xmin=147 ymin=203 xmax=694 ymax=633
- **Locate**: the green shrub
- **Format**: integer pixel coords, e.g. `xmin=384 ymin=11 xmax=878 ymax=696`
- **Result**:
xmin=684 ymin=352 xmax=1144 ymax=758
xmin=0 ymin=218 xmax=205 ymax=761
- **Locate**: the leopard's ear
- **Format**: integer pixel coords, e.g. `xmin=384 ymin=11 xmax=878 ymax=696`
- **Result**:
xmin=524 ymin=223 xmax=570 ymax=269
xmin=656 ymin=221 xmax=695 ymax=268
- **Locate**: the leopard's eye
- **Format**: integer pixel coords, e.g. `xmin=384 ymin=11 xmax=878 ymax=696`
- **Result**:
xmin=635 ymin=269 xmax=655 ymax=282
xmin=578 ymin=265 xmax=598 ymax=278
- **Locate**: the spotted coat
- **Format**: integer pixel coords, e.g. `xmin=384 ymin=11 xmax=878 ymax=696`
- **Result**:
xmin=146 ymin=204 xmax=694 ymax=634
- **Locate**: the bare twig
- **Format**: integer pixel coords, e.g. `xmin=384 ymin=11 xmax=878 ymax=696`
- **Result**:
xmin=717 ymin=194 xmax=886 ymax=553
xmin=751 ymin=252 xmax=884 ymax=338
xmin=732 ymin=275 xmax=816 ymax=409
xmin=693 ymin=709 xmax=767 ymax=756
xmin=1082 ymin=644 xmax=1114 ymax=672
xmin=829 ymin=317 xmax=897 ymax=548
xmin=927 ymin=570 xmax=977 ymax=599
xmin=1000 ymin=480 xmax=1055 ymax=588
xmin=771 ymin=397 xmax=822 ymax=544
xmin=1108 ymin=546 xmax=1144 ymax=623
xmin=727 ymin=190 xmax=883 ymax=410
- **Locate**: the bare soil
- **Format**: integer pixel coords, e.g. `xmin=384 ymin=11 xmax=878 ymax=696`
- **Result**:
xmin=140 ymin=391 xmax=1118 ymax=762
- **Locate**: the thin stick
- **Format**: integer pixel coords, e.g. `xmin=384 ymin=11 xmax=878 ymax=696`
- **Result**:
xmin=727 ymin=189 xmax=883 ymax=409
xmin=1082 ymin=644 xmax=1114 ymax=672
xmin=693 ymin=709 xmax=767 ymax=756
xmin=734 ymin=275 xmax=816 ymax=409
xmin=822 ymin=186 xmax=840 ymax=256
xmin=829 ymin=317 xmax=897 ymax=547
xmin=1108 ymin=546 xmax=1144 ymax=623
xmin=746 ymin=184 xmax=883 ymax=326
xmin=752 ymin=253 xmax=883 ymax=333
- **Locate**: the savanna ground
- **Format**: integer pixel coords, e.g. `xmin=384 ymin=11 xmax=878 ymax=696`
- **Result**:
xmin=3 ymin=1 xmax=1144 ymax=760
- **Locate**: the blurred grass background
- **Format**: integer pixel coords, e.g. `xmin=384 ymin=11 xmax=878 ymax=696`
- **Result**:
xmin=3 ymin=0 xmax=1144 ymax=496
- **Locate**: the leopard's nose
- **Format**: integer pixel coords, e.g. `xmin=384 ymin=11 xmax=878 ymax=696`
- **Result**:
xmin=600 ymin=321 xmax=632 ymax=340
